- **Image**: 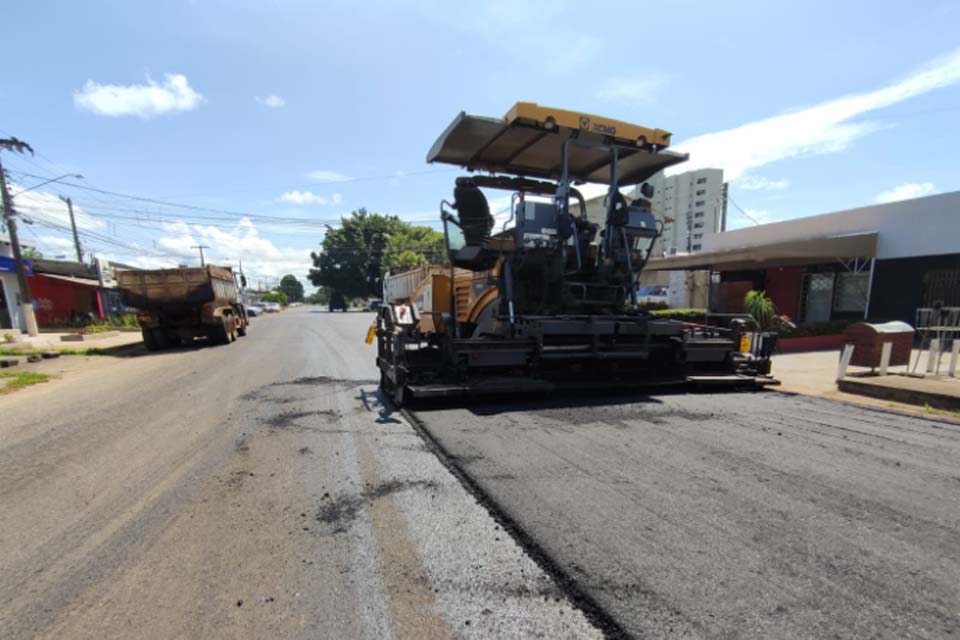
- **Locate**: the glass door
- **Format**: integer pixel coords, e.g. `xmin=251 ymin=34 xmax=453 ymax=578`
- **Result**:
xmin=802 ymin=273 xmax=834 ymax=322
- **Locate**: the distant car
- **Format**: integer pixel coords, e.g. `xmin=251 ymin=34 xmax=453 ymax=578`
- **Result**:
xmin=636 ymin=285 xmax=670 ymax=307
xmin=363 ymin=299 xmax=382 ymax=313
xmin=328 ymin=291 xmax=348 ymax=312
xmin=262 ymin=302 xmax=281 ymax=313
xmin=245 ymin=304 xmax=263 ymax=317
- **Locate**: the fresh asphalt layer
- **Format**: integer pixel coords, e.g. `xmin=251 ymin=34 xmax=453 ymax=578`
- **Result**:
xmin=0 ymin=309 xmax=601 ymax=640
xmin=411 ymin=390 xmax=960 ymax=639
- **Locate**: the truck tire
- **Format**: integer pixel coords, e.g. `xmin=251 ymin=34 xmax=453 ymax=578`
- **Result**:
xmin=237 ymin=319 xmax=247 ymax=337
xmin=211 ymin=317 xmax=230 ymax=345
xmin=142 ymin=328 xmax=160 ymax=351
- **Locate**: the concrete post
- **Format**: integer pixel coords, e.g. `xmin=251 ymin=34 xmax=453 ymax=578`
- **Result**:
xmin=879 ymin=342 xmax=892 ymax=376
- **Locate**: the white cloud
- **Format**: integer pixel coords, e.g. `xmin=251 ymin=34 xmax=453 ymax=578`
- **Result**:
xmin=331 ymin=193 xmax=343 ymax=205
xmin=736 ymin=176 xmax=790 ymax=191
xmin=255 ymin=94 xmax=286 ymax=108
xmin=671 ymin=47 xmax=960 ymax=180
xmin=596 ymin=75 xmax=665 ymax=104
xmin=73 ymin=73 xmax=204 ymax=119
xmin=304 ymin=170 xmax=352 ymax=183
xmin=874 ymin=182 xmax=937 ymax=204
xmin=127 ymin=217 xmax=314 ymax=291
xmin=279 ymin=190 xmax=327 ymax=206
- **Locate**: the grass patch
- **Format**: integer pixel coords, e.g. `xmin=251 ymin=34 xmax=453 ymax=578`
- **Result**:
xmin=0 ymin=348 xmax=94 ymax=357
xmin=0 ymin=371 xmax=53 ymax=394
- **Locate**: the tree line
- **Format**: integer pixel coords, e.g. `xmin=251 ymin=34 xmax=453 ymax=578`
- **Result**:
xmin=307 ymin=208 xmax=446 ymax=300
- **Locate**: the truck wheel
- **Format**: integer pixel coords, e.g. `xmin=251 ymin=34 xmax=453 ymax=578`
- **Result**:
xmin=227 ymin=317 xmax=237 ymax=342
xmin=211 ymin=318 xmax=230 ymax=345
xmin=237 ymin=321 xmax=247 ymax=337
xmin=142 ymin=328 xmax=160 ymax=351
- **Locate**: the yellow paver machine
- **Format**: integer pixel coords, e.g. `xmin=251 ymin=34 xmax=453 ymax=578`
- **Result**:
xmin=375 ymin=102 xmax=778 ymax=404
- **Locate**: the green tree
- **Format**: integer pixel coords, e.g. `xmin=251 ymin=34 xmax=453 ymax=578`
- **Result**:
xmin=383 ymin=225 xmax=446 ymax=271
xmin=278 ymin=274 xmax=304 ymax=302
xmin=261 ymin=291 xmax=288 ymax=305
xmin=308 ymin=209 xmax=406 ymax=299
xmin=22 ymin=246 xmax=43 ymax=260
xmin=305 ymin=287 xmax=331 ymax=305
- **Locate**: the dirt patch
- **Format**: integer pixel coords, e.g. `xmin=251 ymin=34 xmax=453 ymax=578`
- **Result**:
xmin=225 ymin=470 xmax=254 ymax=490
xmin=315 ymin=479 xmax=439 ymax=535
xmin=532 ymin=404 xmax=716 ymax=429
xmin=234 ymin=433 xmax=251 ymax=453
xmin=259 ymin=409 xmax=340 ymax=430
xmin=273 ymin=376 xmax=378 ymax=388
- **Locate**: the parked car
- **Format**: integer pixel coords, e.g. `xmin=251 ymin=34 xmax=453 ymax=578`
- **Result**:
xmin=328 ymin=291 xmax=349 ymax=312
xmin=245 ymin=304 xmax=264 ymax=317
xmin=363 ymin=299 xmax=382 ymax=313
xmin=262 ymin=302 xmax=282 ymax=313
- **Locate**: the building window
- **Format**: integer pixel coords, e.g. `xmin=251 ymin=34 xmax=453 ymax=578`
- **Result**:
xmin=693 ymin=233 xmax=702 ymax=239
xmin=693 ymin=222 xmax=704 ymax=229
xmin=922 ymin=268 xmax=960 ymax=307
xmin=834 ymin=272 xmax=870 ymax=313
xmin=692 ymin=244 xmax=702 ymax=251
xmin=696 ymin=177 xmax=707 ymax=184
xmin=695 ymin=200 xmax=705 ymax=207
xmin=694 ymin=211 xmax=704 ymax=218
xmin=696 ymin=189 xmax=706 ymax=196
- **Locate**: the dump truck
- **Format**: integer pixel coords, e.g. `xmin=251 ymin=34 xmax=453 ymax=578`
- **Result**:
xmin=118 ymin=265 xmax=248 ymax=351
xmin=374 ymin=102 xmax=778 ymax=404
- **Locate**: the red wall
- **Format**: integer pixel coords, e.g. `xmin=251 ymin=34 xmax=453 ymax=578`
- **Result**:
xmin=29 ymin=275 xmax=102 ymax=327
xmin=764 ymin=266 xmax=803 ymax=320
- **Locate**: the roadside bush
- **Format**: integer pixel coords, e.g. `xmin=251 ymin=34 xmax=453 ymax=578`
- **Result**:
xmin=108 ymin=313 xmax=140 ymax=329
xmin=780 ymin=320 xmax=858 ymax=338
xmin=82 ymin=322 xmax=114 ymax=334
xmin=638 ymin=301 xmax=669 ymax=311
xmin=260 ymin=291 xmax=288 ymax=305
xmin=651 ymin=308 xmax=707 ymax=323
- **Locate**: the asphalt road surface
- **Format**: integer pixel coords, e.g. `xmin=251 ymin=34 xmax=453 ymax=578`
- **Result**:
xmin=0 ymin=309 xmax=601 ymax=640
xmin=4 ymin=309 xmax=959 ymax=639
xmin=413 ymin=391 xmax=960 ymax=638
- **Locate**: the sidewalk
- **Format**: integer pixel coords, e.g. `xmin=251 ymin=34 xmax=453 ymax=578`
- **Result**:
xmin=2 ymin=330 xmax=144 ymax=352
xmin=772 ymin=348 xmax=960 ymax=419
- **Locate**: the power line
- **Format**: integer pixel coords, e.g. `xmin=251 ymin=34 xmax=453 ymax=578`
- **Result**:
xmin=726 ymin=195 xmax=762 ymax=226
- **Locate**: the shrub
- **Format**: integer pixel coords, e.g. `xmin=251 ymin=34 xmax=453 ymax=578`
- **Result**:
xmin=260 ymin=291 xmax=288 ymax=305
xmin=651 ymin=308 xmax=707 ymax=323
xmin=744 ymin=290 xmax=777 ymax=331
xmin=82 ymin=322 xmax=114 ymax=334
xmin=780 ymin=320 xmax=858 ymax=338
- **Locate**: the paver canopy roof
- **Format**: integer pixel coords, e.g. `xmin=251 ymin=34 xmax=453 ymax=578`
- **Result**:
xmin=427 ymin=102 xmax=688 ymax=186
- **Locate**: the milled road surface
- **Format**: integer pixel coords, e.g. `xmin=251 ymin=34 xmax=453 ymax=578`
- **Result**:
xmin=412 ymin=391 xmax=960 ymax=638
xmin=0 ymin=309 xmax=601 ymax=639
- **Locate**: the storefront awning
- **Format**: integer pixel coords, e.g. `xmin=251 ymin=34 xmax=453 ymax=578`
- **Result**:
xmin=35 ymin=272 xmax=101 ymax=287
xmin=645 ymin=231 xmax=878 ymax=272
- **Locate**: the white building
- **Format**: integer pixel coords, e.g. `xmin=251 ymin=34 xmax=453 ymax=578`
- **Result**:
xmin=639 ymin=168 xmax=727 ymax=257
xmin=647 ymin=190 xmax=960 ymax=323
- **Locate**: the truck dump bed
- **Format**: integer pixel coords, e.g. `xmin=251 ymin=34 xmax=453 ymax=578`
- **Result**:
xmin=118 ymin=266 xmax=237 ymax=310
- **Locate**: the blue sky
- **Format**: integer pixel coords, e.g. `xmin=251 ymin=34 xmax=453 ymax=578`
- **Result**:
xmin=2 ymin=0 xmax=959 ymax=288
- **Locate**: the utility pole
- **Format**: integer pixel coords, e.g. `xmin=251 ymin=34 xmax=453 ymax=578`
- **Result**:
xmin=191 ymin=244 xmax=209 ymax=266
xmin=0 ymin=138 xmax=39 ymax=336
xmin=59 ymin=195 xmax=83 ymax=262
